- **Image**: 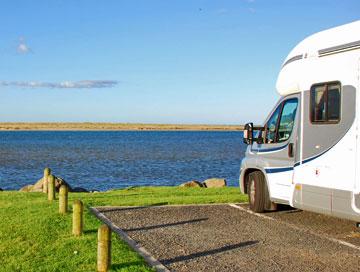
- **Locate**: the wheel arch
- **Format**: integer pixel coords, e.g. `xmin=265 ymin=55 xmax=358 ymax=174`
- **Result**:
xmin=243 ymin=168 xmax=267 ymax=194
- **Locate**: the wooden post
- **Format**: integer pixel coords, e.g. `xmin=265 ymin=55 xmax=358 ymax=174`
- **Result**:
xmin=72 ymin=200 xmax=83 ymax=236
xmin=59 ymin=185 xmax=68 ymax=214
xmin=47 ymin=174 xmax=56 ymax=201
xmin=97 ymin=224 xmax=111 ymax=272
xmin=42 ymin=167 xmax=51 ymax=193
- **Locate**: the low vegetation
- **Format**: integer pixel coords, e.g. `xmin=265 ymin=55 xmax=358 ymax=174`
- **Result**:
xmin=0 ymin=122 xmax=243 ymax=131
xmin=0 ymin=186 xmax=247 ymax=271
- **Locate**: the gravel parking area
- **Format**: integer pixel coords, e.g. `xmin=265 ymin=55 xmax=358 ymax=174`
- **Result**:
xmin=262 ymin=204 xmax=360 ymax=247
xmin=96 ymin=204 xmax=360 ymax=272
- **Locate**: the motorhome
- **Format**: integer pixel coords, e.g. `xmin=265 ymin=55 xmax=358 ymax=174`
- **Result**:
xmin=240 ymin=20 xmax=360 ymax=222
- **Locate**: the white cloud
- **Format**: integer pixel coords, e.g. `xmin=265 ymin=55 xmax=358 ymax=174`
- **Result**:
xmin=0 ymin=80 xmax=118 ymax=89
xmin=16 ymin=37 xmax=32 ymax=54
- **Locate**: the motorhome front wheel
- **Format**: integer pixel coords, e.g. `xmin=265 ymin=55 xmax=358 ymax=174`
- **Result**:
xmin=247 ymin=171 xmax=266 ymax=212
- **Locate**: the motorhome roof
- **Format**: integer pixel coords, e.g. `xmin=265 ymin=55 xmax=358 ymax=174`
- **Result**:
xmin=276 ymin=20 xmax=360 ymax=96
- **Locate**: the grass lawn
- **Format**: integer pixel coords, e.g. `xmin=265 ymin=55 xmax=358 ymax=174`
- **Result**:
xmin=0 ymin=186 xmax=247 ymax=272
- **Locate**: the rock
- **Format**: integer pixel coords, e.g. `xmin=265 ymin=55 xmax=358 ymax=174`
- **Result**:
xmin=202 ymin=178 xmax=227 ymax=188
xmin=0 ymin=188 xmax=3 ymax=191
xmin=32 ymin=177 xmax=44 ymax=190
xmin=20 ymin=176 xmax=72 ymax=192
xmin=31 ymin=187 xmax=43 ymax=192
xmin=71 ymin=187 xmax=89 ymax=193
xmin=179 ymin=180 xmax=204 ymax=188
xmin=19 ymin=184 xmax=34 ymax=192
xmin=55 ymin=177 xmax=72 ymax=192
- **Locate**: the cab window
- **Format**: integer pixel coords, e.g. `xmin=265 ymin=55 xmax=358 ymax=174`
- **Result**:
xmin=265 ymin=98 xmax=298 ymax=144
xmin=277 ymin=99 xmax=298 ymax=142
xmin=265 ymin=105 xmax=281 ymax=143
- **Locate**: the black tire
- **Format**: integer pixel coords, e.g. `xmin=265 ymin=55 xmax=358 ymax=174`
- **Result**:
xmin=247 ymin=171 xmax=266 ymax=213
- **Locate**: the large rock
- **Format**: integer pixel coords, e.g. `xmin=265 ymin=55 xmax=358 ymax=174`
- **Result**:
xmin=0 ymin=188 xmax=3 ymax=191
xmin=20 ymin=184 xmax=43 ymax=192
xmin=55 ymin=177 xmax=72 ymax=191
xmin=202 ymin=178 xmax=227 ymax=188
xmin=32 ymin=178 xmax=44 ymax=190
xmin=19 ymin=176 xmax=72 ymax=192
xmin=179 ymin=180 xmax=204 ymax=188
xmin=72 ymin=187 xmax=89 ymax=193
xmin=19 ymin=184 xmax=34 ymax=192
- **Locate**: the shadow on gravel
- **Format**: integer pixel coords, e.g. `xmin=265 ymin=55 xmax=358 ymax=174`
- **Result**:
xmin=274 ymin=209 xmax=303 ymax=215
xmin=275 ymin=204 xmax=297 ymax=212
xmin=240 ymin=203 xmax=300 ymax=214
xmin=124 ymin=218 xmax=209 ymax=232
xmin=99 ymin=202 xmax=169 ymax=213
xmin=160 ymin=240 xmax=259 ymax=265
xmin=266 ymin=204 xmax=302 ymax=215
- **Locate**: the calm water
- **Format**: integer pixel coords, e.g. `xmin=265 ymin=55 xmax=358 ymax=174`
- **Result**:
xmin=0 ymin=131 xmax=246 ymax=191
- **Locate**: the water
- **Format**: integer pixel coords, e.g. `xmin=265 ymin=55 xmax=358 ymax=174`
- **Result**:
xmin=0 ymin=131 xmax=246 ymax=191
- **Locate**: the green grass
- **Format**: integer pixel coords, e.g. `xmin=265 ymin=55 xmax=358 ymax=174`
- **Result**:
xmin=0 ymin=186 xmax=247 ymax=271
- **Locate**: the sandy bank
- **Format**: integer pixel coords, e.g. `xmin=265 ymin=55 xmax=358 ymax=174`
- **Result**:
xmin=0 ymin=122 xmax=244 ymax=131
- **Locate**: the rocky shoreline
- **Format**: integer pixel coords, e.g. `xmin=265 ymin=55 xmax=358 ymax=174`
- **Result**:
xmin=179 ymin=178 xmax=227 ymax=188
xmin=0 ymin=168 xmax=227 ymax=192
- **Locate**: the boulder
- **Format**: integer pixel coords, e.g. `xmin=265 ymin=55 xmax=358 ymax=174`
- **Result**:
xmin=0 ymin=188 xmax=3 ymax=191
xmin=202 ymin=178 xmax=227 ymax=188
xmin=32 ymin=177 xmax=44 ymax=190
xmin=72 ymin=187 xmax=89 ymax=193
xmin=179 ymin=180 xmax=204 ymax=188
xmin=31 ymin=187 xmax=43 ymax=192
xmin=55 ymin=177 xmax=72 ymax=191
xmin=19 ymin=184 xmax=34 ymax=192
xmin=19 ymin=176 xmax=72 ymax=192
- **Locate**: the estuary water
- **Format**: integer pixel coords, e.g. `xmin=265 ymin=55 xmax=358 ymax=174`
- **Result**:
xmin=0 ymin=131 xmax=246 ymax=191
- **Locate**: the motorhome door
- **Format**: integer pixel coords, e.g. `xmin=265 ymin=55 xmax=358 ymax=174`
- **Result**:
xmin=253 ymin=94 xmax=299 ymax=202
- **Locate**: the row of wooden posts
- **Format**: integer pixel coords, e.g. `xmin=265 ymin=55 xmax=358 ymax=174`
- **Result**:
xmin=43 ymin=168 xmax=111 ymax=272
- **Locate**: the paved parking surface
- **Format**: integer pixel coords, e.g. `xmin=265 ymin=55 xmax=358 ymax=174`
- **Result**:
xmin=97 ymin=204 xmax=360 ymax=272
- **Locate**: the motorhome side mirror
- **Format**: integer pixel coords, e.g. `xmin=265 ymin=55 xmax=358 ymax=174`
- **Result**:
xmin=243 ymin=122 xmax=254 ymax=145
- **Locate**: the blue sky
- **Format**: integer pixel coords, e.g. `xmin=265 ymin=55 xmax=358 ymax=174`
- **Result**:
xmin=0 ymin=0 xmax=359 ymax=124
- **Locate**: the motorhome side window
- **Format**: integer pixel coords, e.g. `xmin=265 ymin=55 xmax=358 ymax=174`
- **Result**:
xmin=310 ymin=82 xmax=341 ymax=123
xmin=265 ymin=98 xmax=298 ymax=144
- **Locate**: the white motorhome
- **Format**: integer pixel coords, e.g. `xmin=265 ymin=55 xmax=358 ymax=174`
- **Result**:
xmin=240 ymin=20 xmax=360 ymax=222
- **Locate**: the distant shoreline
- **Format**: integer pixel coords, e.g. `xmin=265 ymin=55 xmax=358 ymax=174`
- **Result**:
xmin=0 ymin=122 xmax=244 ymax=131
